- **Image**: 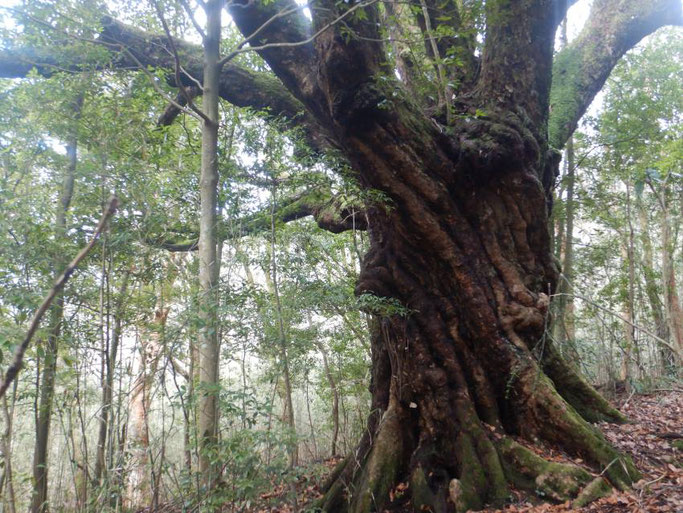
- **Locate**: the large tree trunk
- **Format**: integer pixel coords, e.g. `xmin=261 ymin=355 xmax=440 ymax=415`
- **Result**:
xmin=317 ymin=109 xmax=637 ymax=512
xmin=223 ymin=0 xmax=683 ymax=509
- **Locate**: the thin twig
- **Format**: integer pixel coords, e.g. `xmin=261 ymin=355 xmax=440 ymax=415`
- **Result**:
xmin=179 ymin=0 xmax=206 ymax=40
xmin=622 ymin=387 xmax=636 ymax=408
xmin=0 ymin=197 xmax=119 ymax=399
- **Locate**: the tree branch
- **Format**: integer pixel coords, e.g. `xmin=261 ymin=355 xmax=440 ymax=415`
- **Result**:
xmin=476 ymin=0 xmax=558 ymax=126
xmin=227 ymin=0 xmax=329 ymax=121
xmin=0 ymin=16 xmax=329 ymax=148
xmin=548 ymin=0 xmax=682 ymax=149
xmin=412 ymin=0 xmax=478 ymax=89
xmin=0 ymin=197 xmax=118 ymax=399
xmin=147 ymin=189 xmax=367 ymax=252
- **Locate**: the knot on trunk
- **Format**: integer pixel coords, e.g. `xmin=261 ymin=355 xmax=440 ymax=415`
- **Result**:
xmin=454 ymin=108 xmax=542 ymax=181
xmin=501 ymin=292 xmax=549 ymax=334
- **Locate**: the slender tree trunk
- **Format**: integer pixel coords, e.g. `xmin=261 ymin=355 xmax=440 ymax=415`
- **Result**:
xmin=657 ymin=184 xmax=683 ymax=367
xmin=1 ymin=384 xmax=17 ymax=513
xmin=269 ymin=189 xmax=298 ymax=468
xmin=184 ymin=333 xmax=197 ymax=472
xmin=305 ymin=373 xmax=318 ymax=460
xmin=316 ymin=341 xmax=340 ymax=458
xmin=637 ymin=200 xmax=672 ymax=373
xmin=31 ymin=94 xmax=82 ymax=513
xmin=619 ymin=244 xmax=635 ymax=384
xmin=125 ymin=307 xmax=168 ymax=509
xmin=553 ymin=135 xmax=578 ymax=362
xmin=552 ymin=16 xmax=577 ymax=361
xmin=624 ymin=182 xmax=641 ymax=379
xmin=95 ymin=271 xmax=130 ymax=484
xmin=196 ymin=0 xmax=222 ymax=488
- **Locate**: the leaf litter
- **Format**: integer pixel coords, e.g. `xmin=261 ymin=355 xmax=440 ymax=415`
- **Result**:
xmin=251 ymin=391 xmax=682 ymax=512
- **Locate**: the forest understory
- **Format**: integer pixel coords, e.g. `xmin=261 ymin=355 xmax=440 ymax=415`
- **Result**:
xmin=189 ymin=389 xmax=683 ymax=513
xmin=1 ymin=1 xmax=682 ymax=513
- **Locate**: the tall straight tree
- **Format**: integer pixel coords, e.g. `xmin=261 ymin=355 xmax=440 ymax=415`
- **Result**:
xmin=196 ymin=0 xmax=222 ymax=488
xmin=1 ymin=0 xmax=681 ymax=510
xmin=32 ymin=91 xmax=82 ymax=513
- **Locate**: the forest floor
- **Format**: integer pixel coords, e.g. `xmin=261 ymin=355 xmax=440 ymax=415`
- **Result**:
xmin=247 ymin=388 xmax=683 ymax=513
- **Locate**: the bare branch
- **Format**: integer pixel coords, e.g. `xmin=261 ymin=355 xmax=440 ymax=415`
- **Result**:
xmin=179 ymin=0 xmax=206 ymax=40
xmin=554 ymin=292 xmax=680 ymax=355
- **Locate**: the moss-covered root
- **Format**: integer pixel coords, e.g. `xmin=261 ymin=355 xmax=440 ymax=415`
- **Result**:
xmin=317 ymin=457 xmax=350 ymax=513
xmin=542 ymin=342 xmax=626 ymax=424
xmin=348 ymin=402 xmax=406 ymax=513
xmin=572 ymin=477 xmax=613 ymax=508
xmin=527 ymin=373 xmax=640 ymax=490
xmin=497 ymin=438 xmax=594 ymax=502
xmin=410 ymin=406 xmax=509 ymax=513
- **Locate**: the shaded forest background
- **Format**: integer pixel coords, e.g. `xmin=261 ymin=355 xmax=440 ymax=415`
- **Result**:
xmin=0 ymin=0 xmax=681 ymax=511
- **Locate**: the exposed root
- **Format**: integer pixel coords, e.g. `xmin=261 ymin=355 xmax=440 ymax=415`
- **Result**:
xmin=349 ymin=400 xmax=406 ymax=513
xmin=542 ymin=342 xmax=626 ymax=424
xmin=410 ymin=466 xmax=447 ymax=513
xmin=521 ymin=371 xmax=640 ymax=490
xmin=451 ymin=402 xmax=508 ymax=510
xmin=572 ymin=476 xmax=613 ymax=508
xmin=497 ymin=438 xmax=592 ymax=502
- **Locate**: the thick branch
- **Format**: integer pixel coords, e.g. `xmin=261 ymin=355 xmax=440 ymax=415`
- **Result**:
xmin=476 ymin=0 xmax=557 ymax=125
xmin=149 ymin=190 xmax=367 ymax=252
xmin=0 ymin=17 xmax=330 ymax=148
xmin=548 ymin=0 xmax=682 ymax=149
xmin=228 ymin=0 xmax=386 ymax=131
xmin=97 ymin=17 xmax=317 ymax=128
xmin=227 ymin=0 xmax=329 ymax=121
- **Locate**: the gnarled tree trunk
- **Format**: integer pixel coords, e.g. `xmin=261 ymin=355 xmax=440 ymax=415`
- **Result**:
xmin=225 ymin=0 xmax=682 ymax=510
xmin=317 ymin=105 xmax=636 ymax=512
